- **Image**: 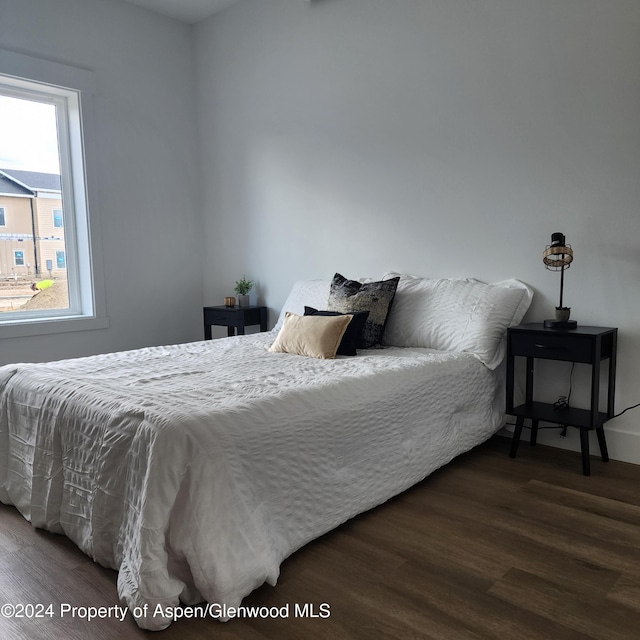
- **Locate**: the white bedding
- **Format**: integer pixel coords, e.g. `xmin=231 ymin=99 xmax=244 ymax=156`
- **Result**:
xmin=0 ymin=332 xmax=504 ymax=630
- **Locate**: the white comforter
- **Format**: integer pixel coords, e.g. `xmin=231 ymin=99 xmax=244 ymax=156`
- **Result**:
xmin=0 ymin=333 xmax=503 ymax=630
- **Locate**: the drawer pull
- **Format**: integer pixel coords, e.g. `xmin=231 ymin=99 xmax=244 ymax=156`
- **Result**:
xmin=534 ymin=343 xmax=564 ymax=350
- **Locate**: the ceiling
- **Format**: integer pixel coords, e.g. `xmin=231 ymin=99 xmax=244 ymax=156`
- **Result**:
xmin=121 ymin=0 xmax=242 ymax=24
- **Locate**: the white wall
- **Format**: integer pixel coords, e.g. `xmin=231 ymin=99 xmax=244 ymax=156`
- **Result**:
xmin=195 ymin=0 xmax=640 ymax=462
xmin=0 ymin=0 xmax=203 ymax=363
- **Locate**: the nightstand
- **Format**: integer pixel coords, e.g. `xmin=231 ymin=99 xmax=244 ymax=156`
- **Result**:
xmin=506 ymin=323 xmax=617 ymax=475
xmin=203 ymin=305 xmax=268 ymax=339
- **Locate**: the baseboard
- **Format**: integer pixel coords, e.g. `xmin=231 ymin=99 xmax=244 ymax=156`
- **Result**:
xmin=497 ymin=424 xmax=640 ymax=466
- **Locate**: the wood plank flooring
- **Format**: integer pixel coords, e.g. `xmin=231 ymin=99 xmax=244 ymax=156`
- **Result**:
xmin=2 ymin=435 xmax=640 ymax=639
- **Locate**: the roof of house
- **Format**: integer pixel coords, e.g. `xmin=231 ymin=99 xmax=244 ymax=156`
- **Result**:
xmin=0 ymin=168 xmax=62 ymax=192
xmin=0 ymin=172 xmax=33 ymax=196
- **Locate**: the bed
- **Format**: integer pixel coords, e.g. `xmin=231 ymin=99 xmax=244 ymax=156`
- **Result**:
xmin=0 ymin=272 xmax=532 ymax=630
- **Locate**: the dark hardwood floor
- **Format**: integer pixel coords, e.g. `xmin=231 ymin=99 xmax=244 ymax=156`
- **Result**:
xmin=2 ymin=435 xmax=640 ymax=639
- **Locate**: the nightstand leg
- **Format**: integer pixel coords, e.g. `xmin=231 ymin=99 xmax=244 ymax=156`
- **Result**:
xmin=596 ymin=426 xmax=609 ymax=462
xmin=510 ymin=416 xmax=525 ymax=458
xmin=580 ymin=429 xmax=591 ymax=476
xmin=530 ymin=419 xmax=539 ymax=447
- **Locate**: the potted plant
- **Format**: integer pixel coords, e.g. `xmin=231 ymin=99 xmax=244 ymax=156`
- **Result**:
xmin=234 ymin=276 xmax=254 ymax=308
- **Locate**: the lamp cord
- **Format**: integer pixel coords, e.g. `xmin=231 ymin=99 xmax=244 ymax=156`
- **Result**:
xmin=553 ymin=362 xmax=574 ymax=410
xmin=612 ymin=403 xmax=640 ymax=419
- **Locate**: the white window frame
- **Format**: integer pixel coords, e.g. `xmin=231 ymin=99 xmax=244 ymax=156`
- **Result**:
xmin=0 ymin=206 xmax=5 ymax=226
xmin=0 ymin=49 xmax=108 ymax=339
xmin=55 ymin=250 xmax=66 ymax=269
xmin=13 ymin=249 xmax=25 ymax=267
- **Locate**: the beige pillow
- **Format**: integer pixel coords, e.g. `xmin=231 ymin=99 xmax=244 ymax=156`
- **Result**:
xmin=269 ymin=312 xmax=353 ymax=359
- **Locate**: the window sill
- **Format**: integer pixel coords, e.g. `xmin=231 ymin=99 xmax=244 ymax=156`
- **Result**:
xmin=0 ymin=314 xmax=109 ymax=339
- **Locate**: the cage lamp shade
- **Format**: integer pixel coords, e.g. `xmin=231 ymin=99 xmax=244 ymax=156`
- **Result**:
xmin=543 ymin=232 xmax=574 ymax=271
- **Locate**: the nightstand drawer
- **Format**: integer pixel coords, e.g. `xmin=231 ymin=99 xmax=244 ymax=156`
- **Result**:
xmin=204 ymin=309 xmax=238 ymax=326
xmin=509 ymin=331 xmax=593 ymax=363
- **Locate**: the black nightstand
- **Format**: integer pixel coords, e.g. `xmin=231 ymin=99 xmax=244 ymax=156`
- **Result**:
xmin=506 ymin=323 xmax=617 ymax=475
xmin=203 ymin=305 xmax=268 ymax=339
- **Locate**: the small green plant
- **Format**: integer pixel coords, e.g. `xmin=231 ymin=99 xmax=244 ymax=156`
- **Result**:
xmin=234 ymin=276 xmax=254 ymax=296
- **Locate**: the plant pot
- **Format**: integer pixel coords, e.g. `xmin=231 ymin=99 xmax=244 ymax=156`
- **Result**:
xmin=237 ymin=294 xmax=250 ymax=308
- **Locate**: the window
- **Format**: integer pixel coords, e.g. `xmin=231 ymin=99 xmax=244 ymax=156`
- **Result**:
xmin=53 ymin=209 xmax=64 ymax=228
xmin=0 ymin=207 xmax=5 ymax=226
xmin=0 ymin=48 xmax=107 ymax=338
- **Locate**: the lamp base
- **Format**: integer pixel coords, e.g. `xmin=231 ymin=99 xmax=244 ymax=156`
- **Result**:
xmin=543 ymin=319 xmax=578 ymax=330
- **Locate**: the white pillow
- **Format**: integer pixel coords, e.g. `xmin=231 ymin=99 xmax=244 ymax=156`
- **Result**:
xmin=273 ymin=280 xmax=331 ymax=331
xmin=382 ymin=272 xmax=533 ymax=369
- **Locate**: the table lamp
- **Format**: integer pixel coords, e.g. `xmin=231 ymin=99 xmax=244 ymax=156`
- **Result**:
xmin=543 ymin=232 xmax=577 ymax=329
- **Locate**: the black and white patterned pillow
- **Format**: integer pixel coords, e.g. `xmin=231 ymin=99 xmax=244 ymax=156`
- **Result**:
xmin=327 ymin=273 xmax=399 ymax=348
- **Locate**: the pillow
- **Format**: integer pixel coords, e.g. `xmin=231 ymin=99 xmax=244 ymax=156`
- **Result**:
xmin=268 ymin=312 xmax=353 ymax=359
xmin=273 ymin=280 xmax=331 ymax=332
xmin=326 ymin=273 xmax=400 ymax=349
xmin=382 ymin=271 xmax=533 ymax=369
xmin=304 ymin=307 xmax=370 ymax=356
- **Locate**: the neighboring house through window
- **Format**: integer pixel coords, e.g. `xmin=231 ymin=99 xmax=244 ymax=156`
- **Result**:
xmin=0 ymin=168 xmax=64 ymax=279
